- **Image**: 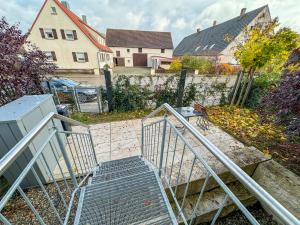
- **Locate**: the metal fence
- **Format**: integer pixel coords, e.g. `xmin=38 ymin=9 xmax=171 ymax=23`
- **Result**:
xmin=50 ymin=86 xmax=104 ymax=114
xmin=141 ymin=103 xmax=300 ymax=225
xmin=0 ymin=113 xmax=98 ymax=224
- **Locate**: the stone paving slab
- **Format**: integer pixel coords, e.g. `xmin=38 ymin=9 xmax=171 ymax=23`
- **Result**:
xmin=53 ymin=116 xmax=268 ymax=186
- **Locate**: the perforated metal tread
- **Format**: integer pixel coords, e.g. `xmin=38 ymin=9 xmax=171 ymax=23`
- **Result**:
xmin=75 ymin=156 xmax=177 ymax=225
xmin=92 ymin=165 xmax=150 ymax=184
xmin=95 ymin=156 xmax=146 ymax=175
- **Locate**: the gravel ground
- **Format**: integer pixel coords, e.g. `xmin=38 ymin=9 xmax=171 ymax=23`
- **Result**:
xmin=201 ymin=203 xmax=279 ymax=225
xmin=3 ymin=180 xmax=278 ymax=225
xmin=2 ymin=179 xmax=79 ymax=225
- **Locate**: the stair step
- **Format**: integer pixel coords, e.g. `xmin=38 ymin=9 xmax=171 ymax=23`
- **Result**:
xmin=96 ymin=156 xmax=145 ymax=175
xmin=179 ymin=181 xmax=257 ymax=224
xmin=75 ymin=171 xmax=176 ymax=225
xmin=92 ymin=165 xmax=150 ymax=184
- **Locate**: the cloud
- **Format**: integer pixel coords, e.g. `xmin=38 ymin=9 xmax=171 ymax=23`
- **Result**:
xmin=172 ymin=18 xmax=187 ymax=30
xmin=126 ymin=11 xmax=145 ymax=29
xmin=151 ymin=16 xmax=170 ymax=31
xmin=5 ymin=0 xmax=300 ymax=46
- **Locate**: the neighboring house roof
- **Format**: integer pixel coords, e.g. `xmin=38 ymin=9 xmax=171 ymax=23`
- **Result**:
xmin=106 ymin=29 xmax=173 ymax=49
xmin=29 ymin=0 xmax=112 ymax=52
xmin=174 ymin=5 xmax=268 ymax=56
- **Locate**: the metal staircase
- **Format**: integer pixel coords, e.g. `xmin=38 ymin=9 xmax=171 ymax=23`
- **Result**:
xmin=0 ymin=103 xmax=299 ymax=225
xmin=74 ymin=156 xmax=176 ymax=225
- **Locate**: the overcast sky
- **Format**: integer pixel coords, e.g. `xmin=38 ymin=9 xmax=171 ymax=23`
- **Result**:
xmin=1 ymin=0 xmax=300 ymax=46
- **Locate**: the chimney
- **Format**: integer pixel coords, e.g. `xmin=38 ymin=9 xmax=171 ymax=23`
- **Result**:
xmin=82 ymin=15 xmax=87 ymax=24
xmin=61 ymin=1 xmax=70 ymax=10
xmin=196 ymin=28 xmax=201 ymax=33
xmin=213 ymin=20 xmax=217 ymax=26
xmin=240 ymin=8 xmax=246 ymax=16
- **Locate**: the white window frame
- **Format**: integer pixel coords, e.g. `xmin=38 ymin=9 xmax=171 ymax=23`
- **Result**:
xmin=76 ymin=52 xmax=86 ymax=63
xmin=65 ymin=30 xmax=74 ymax=41
xmin=106 ymin=54 xmax=110 ymax=61
xmin=51 ymin=7 xmax=57 ymax=14
xmin=44 ymin=51 xmax=54 ymax=61
xmin=44 ymin=28 xmax=54 ymax=40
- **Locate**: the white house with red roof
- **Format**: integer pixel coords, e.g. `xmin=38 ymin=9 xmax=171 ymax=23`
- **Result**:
xmin=27 ymin=0 xmax=113 ymax=79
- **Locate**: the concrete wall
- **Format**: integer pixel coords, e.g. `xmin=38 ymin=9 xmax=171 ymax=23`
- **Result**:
xmin=27 ymin=0 xmax=113 ymax=69
xmin=109 ymin=47 xmax=173 ymax=67
xmin=120 ymin=74 xmax=237 ymax=106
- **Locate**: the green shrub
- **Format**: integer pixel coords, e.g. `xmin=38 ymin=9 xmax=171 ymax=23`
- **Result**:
xmin=181 ymin=55 xmax=214 ymax=73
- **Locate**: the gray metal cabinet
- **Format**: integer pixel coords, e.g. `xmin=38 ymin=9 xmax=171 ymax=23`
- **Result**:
xmin=0 ymin=95 xmax=64 ymax=187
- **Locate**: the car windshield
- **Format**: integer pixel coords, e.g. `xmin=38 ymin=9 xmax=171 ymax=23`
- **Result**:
xmin=59 ymin=79 xmax=80 ymax=87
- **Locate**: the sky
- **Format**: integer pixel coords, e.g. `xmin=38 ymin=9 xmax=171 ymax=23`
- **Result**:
xmin=1 ymin=0 xmax=300 ymax=46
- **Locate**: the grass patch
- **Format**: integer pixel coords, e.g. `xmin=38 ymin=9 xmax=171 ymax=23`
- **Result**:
xmin=70 ymin=109 xmax=153 ymax=124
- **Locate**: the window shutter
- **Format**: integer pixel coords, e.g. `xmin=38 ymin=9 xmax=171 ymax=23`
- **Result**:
xmin=39 ymin=28 xmax=45 ymax=38
xmin=60 ymin=29 xmax=66 ymax=39
xmin=73 ymin=30 xmax=77 ymax=40
xmin=72 ymin=52 xmax=77 ymax=62
xmin=51 ymin=51 xmax=57 ymax=61
xmin=52 ymin=29 xmax=58 ymax=39
xmin=84 ymin=52 xmax=89 ymax=62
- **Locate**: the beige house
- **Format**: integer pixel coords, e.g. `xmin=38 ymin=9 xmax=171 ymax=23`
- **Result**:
xmin=174 ymin=5 xmax=272 ymax=65
xmin=27 ymin=0 xmax=113 ymax=84
xmin=106 ymin=29 xmax=173 ymax=68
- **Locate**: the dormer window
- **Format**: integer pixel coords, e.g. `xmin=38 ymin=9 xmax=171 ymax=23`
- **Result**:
xmin=51 ymin=7 xmax=57 ymax=14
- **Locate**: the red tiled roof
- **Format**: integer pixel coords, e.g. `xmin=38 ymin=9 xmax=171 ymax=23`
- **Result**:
xmin=29 ymin=0 xmax=112 ymax=53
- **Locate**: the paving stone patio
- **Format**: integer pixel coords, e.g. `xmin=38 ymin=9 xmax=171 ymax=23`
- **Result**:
xmin=53 ymin=116 xmax=268 ymax=183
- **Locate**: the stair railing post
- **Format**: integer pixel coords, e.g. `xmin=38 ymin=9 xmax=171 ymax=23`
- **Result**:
xmin=54 ymin=127 xmax=79 ymax=189
xmin=141 ymin=122 xmax=144 ymax=157
xmin=158 ymin=115 xmax=168 ymax=177
xmin=88 ymin=128 xmax=98 ymax=166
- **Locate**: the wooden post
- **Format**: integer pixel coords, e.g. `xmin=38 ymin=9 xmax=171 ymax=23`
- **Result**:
xmin=230 ymin=70 xmax=243 ymax=105
xmin=241 ymin=69 xmax=255 ymax=107
xmin=104 ymin=69 xmax=114 ymax=112
xmin=176 ymin=69 xmax=187 ymax=107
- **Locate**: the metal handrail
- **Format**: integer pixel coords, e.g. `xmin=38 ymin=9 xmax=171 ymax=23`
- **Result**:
xmin=142 ymin=103 xmax=300 ymax=225
xmin=0 ymin=112 xmax=90 ymax=177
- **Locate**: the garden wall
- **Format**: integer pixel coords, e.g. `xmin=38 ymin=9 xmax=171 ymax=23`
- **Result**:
xmin=115 ymin=74 xmax=237 ymax=106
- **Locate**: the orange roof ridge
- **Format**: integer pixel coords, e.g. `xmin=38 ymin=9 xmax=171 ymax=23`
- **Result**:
xmin=29 ymin=0 xmax=112 ymax=53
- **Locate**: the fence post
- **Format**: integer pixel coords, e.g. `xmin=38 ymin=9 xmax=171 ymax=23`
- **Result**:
xmin=176 ymin=69 xmax=187 ymax=107
xmin=96 ymin=87 xmax=102 ymax=113
xmin=104 ymin=69 xmax=114 ymax=112
xmin=88 ymin=128 xmax=98 ymax=165
xmin=72 ymin=87 xmax=80 ymax=112
xmin=158 ymin=115 xmax=168 ymax=177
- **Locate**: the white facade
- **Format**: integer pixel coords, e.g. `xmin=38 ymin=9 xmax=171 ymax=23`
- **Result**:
xmin=109 ymin=47 xmax=173 ymax=67
xmin=27 ymin=0 xmax=113 ymax=73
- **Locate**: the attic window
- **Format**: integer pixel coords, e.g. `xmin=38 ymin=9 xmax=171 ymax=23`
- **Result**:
xmin=209 ymin=44 xmax=215 ymax=49
xmin=65 ymin=30 xmax=75 ymax=40
xmin=203 ymin=45 xmax=208 ymax=50
xmin=51 ymin=7 xmax=57 ymax=14
xmin=195 ymin=46 xmax=201 ymax=52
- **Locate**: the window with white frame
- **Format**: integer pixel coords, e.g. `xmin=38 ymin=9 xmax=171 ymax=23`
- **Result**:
xmin=65 ymin=30 xmax=75 ymax=40
xmin=106 ymin=54 xmax=110 ymax=61
xmin=75 ymin=52 xmax=86 ymax=62
xmin=44 ymin=29 xmax=55 ymax=39
xmin=51 ymin=7 xmax=57 ymax=14
xmin=44 ymin=51 xmax=56 ymax=61
xmin=99 ymin=53 xmax=105 ymax=62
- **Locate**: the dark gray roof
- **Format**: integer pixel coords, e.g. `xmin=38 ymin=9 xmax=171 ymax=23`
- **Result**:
xmin=174 ymin=5 xmax=268 ymax=56
xmin=106 ymin=29 xmax=173 ymax=49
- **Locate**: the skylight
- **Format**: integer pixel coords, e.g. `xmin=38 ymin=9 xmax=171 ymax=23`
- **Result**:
xmin=209 ymin=44 xmax=215 ymax=49
xmin=195 ymin=46 xmax=201 ymax=52
xmin=203 ymin=45 xmax=208 ymax=50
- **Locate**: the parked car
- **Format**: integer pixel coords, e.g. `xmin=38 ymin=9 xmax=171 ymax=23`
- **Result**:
xmin=43 ymin=78 xmax=98 ymax=102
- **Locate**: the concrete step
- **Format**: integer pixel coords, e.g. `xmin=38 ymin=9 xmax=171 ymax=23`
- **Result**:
xmin=162 ymin=146 xmax=268 ymax=199
xmin=179 ymin=181 xmax=257 ymax=224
